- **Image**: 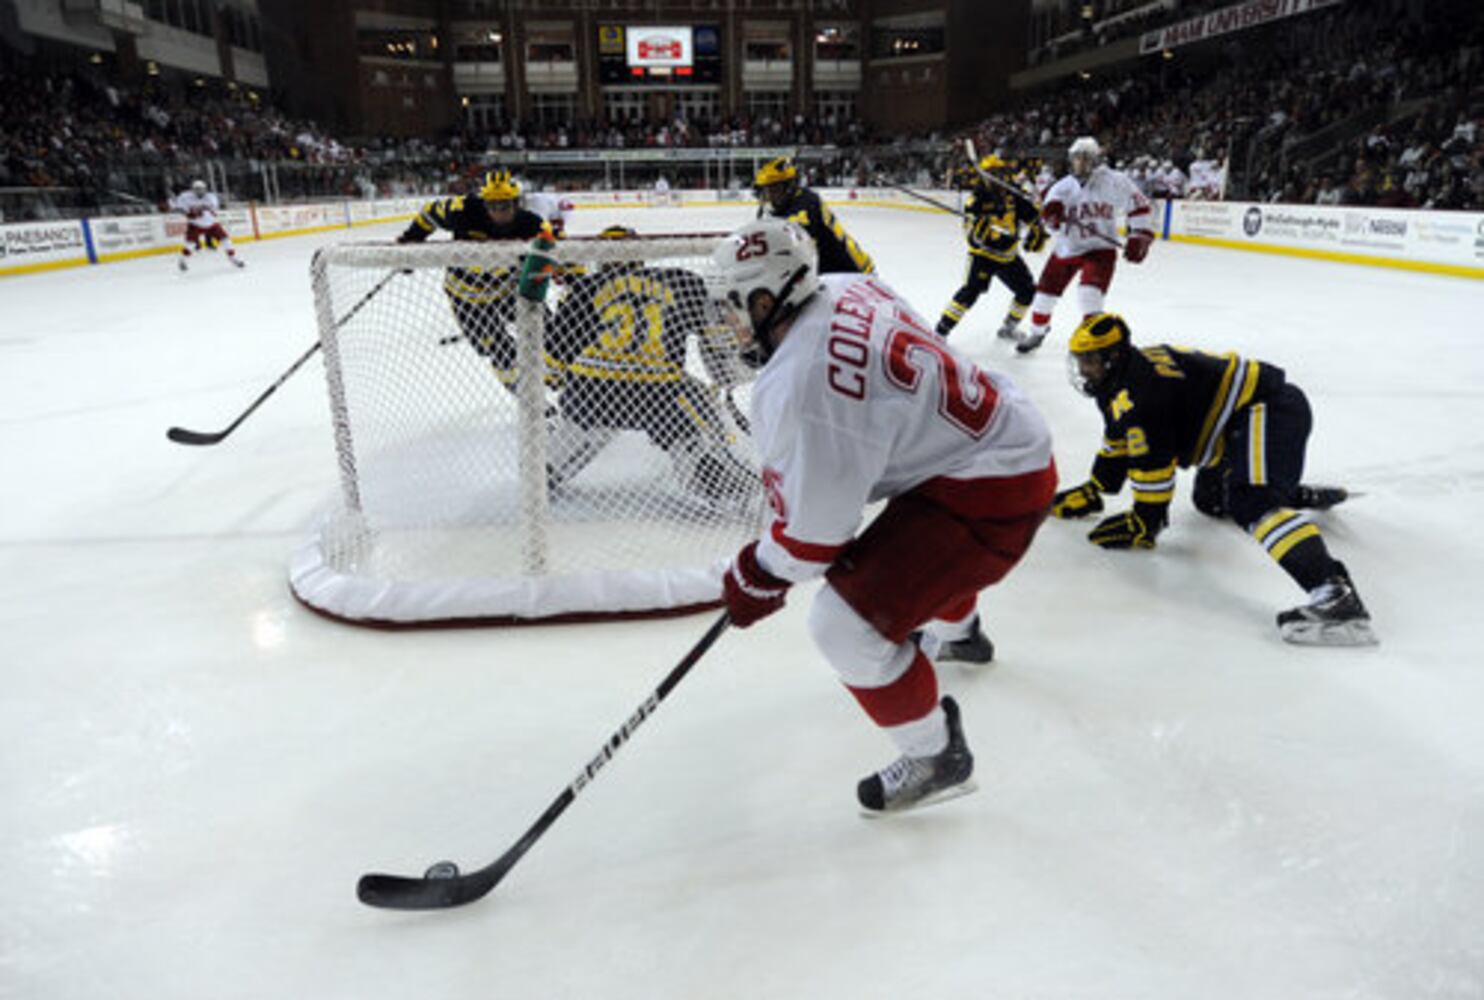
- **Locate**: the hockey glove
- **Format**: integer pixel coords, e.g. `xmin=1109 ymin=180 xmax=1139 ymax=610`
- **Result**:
xmin=1040 ymin=199 xmax=1066 ymax=230
xmin=1124 ymin=231 xmax=1153 ymax=263
xmin=1051 ymin=480 xmax=1104 ymax=519
xmin=723 ymin=541 xmax=791 ymax=628
xmin=1023 ymin=221 xmax=1049 ymax=254
xmin=1088 ymin=505 xmax=1165 ymax=550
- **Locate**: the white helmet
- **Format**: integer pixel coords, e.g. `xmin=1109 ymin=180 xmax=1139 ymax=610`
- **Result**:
xmin=709 ymin=218 xmax=819 ymax=364
xmin=1068 ymin=136 xmax=1101 ymax=158
xmin=190 ymin=179 xmax=207 ymax=194
xmin=1068 ymin=136 xmax=1101 ymax=180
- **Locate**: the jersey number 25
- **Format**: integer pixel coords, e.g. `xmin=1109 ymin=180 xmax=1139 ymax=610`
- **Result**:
xmin=884 ymin=316 xmax=998 ymax=438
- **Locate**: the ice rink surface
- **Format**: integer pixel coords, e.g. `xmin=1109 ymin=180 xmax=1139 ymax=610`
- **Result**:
xmin=2 ymin=201 xmax=1482 ymax=1000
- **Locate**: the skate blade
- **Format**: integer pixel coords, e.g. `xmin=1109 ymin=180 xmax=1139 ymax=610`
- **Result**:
xmin=1279 ymin=619 xmax=1378 ymax=647
xmin=1014 ymin=335 xmax=1045 ymax=355
xmin=859 ymin=779 xmax=979 ymax=819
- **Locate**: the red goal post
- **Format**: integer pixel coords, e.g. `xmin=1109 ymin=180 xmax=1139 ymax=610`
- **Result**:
xmin=292 ymin=235 xmax=760 ymax=627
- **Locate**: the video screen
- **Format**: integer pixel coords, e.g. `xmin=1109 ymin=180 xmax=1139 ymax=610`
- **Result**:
xmin=626 ymin=26 xmax=693 ymax=68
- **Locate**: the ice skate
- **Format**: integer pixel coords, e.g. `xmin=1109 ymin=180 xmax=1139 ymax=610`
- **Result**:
xmin=1015 ymin=329 xmax=1047 ymax=354
xmin=1291 ymin=485 xmax=1348 ymax=510
xmin=858 ymin=697 xmax=977 ymax=815
xmin=996 ymin=319 xmax=1019 ymax=341
xmin=1277 ymin=571 xmax=1377 ymax=646
xmin=914 ymin=615 xmax=994 ymax=665
xmin=230 ymin=256 xmax=246 ymax=269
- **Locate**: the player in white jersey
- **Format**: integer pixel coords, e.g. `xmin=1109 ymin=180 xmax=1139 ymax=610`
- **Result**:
xmin=172 ymin=179 xmax=245 ymax=271
xmin=522 ymin=189 xmax=574 ymax=237
xmin=709 ymin=218 xmax=1057 ymax=815
xmin=1016 ymin=137 xmax=1152 ymax=354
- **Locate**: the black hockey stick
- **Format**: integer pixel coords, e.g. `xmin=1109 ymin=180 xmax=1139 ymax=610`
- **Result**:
xmin=357 ymin=610 xmax=732 ymax=911
xmin=877 ymin=179 xmax=965 ymax=218
xmin=165 ymin=270 xmax=398 ymax=445
xmin=964 ymin=138 xmax=1126 ymax=250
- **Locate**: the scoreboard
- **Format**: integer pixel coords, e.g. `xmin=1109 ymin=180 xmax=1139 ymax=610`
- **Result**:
xmin=598 ymin=24 xmax=722 ymax=84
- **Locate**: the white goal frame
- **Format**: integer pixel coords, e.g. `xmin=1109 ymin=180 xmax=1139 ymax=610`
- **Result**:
xmin=291 ymin=235 xmax=760 ymax=628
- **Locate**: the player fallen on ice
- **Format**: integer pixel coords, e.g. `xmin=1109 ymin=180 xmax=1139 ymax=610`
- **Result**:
xmin=709 ymin=218 xmax=1057 ymax=814
xmin=173 ymin=179 xmax=246 ymax=271
xmin=1051 ymin=312 xmax=1373 ymax=646
xmin=1017 ymin=136 xmax=1154 ymax=354
xmin=934 ymin=153 xmax=1048 ymax=343
xmin=753 ymin=156 xmax=876 ymax=275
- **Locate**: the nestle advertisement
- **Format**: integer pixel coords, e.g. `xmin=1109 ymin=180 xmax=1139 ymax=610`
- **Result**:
xmin=1170 ymin=200 xmax=1484 ymax=270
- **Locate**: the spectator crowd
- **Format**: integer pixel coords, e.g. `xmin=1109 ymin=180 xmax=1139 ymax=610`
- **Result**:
xmin=1 ymin=0 xmax=1479 ymax=218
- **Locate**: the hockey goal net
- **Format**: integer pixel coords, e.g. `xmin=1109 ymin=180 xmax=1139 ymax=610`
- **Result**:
xmin=292 ymin=234 xmax=761 ymax=627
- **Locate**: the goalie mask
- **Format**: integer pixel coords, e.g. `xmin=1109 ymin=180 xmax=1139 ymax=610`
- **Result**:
xmin=1068 ymin=136 xmax=1102 ymax=181
xmin=710 ymin=219 xmax=819 ymax=368
xmin=1067 ymin=312 xmax=1133 ymax=397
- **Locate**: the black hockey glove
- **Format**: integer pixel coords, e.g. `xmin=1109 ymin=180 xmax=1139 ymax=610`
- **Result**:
xmin=1051 ymin=480 xmax=1104 ymax=519
xmin=1023 ymin=221 xmax=1049 ymax=254
xmin=1088 ymin=504 xmax=1166 ymax=550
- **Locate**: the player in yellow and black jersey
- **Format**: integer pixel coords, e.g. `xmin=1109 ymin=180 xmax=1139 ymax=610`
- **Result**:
xmin=935 ymin=155 xmax=1048 ymax=341
xmin=541 ymin=225 xmax=756 ymax=505
xmin=1050 ymin=312 xmax=1374 ymax=646
xmin=397 ymin=170 xmax=552 ymax=386
xmin=754 ymin=157 xmax=874 ymax=275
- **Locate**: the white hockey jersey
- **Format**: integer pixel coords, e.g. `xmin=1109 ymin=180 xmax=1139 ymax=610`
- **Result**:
xmin=750 ymin=273 xmax=1054 ymax=583
xmin=1043 ymin=165 xmax=1153 ymax=258
xmin=174 ymin=190 xmax=221 ymax=227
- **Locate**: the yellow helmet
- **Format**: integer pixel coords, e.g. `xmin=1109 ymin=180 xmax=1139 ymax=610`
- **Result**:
xmin=1069 ymin=312 xmax=1131 ymax=354
xmin=478 ymin=169 xmax=521 ymax=202
xmin=754 ymin=156 xmax=797 ymax=188
xmin=1067 ymin=313 xmax=1133 ymax=397
xmin=978 ymin=154 xmax=1006 ymax=173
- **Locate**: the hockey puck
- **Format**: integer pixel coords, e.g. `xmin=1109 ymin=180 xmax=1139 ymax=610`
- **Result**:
xmin=424 ymin=860 xmax=461 ymax=880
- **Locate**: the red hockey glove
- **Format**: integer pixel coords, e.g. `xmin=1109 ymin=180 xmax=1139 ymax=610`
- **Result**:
xmin=723 ymin=541 xmax=790 ymax=628
xmin=1040 ymin=199 xmax=1066 ymax=229
xmin=1124 ymin=231 xmax=1153 ymax=263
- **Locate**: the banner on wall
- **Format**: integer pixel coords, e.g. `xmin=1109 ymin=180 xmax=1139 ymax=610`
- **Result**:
xmin=0 ymin=220 xmax=87 ymax=268
xmin=1169 ymin=200 xmax=1484 ymax=271
xmin=91 ymin=215 xmax=167 ymax=256
xmin=1139 ymin=0 xmax=1344 ymax=54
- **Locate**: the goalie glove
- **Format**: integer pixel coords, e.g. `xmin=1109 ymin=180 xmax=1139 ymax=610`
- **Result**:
xmin=1023 ymin=221 xmax=1049 ymax=254
xmin=1088 ymin=503 xmax=1167 ymax=550
xmin=1051 ymin=479 xmax=1104 ymax=519
xmin=1124 ymin=231 xmax=1153 ymax=263
xmin=723 ymin=541 xmax=790 ymax=628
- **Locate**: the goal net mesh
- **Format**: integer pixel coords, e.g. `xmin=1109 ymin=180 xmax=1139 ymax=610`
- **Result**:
xmin=292 ymin=234 xmax=761 ymax=626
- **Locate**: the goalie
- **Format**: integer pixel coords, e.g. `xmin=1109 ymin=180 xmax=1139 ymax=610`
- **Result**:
xmin=541 ymin=225 xmax=758 ymax=508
